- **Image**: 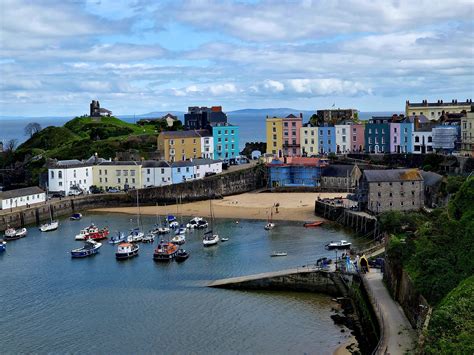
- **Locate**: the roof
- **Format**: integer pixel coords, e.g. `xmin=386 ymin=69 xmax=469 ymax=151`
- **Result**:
xmin=192 ymin=158 xmax=220 ymax=165
xmin=364 ymin=169 xmax=423 ymax=182
xmin=408 ymin=100 xmax=472 ymax=107
xmin=286 ymin=114 xmax=298 ymax=118
xmin=49 ymin=159 xmax=94 ymax=169
xmin=99 ymin=108 xmax=112 ymax=113
xmin=160 ymin=130 xmax=201 ymax=138
xmin=0 ymin=186 xmax=45 ymax=200
xmin=196 ymin=129 xmax=212 ymax=137
xmin=141 ymin=160 xmax=170 ymax=168
xmin=171 ymin=161 xmax=195 ymax=168
xmin=268 ymin=157 xmax=327 ymax=167
xmin=322 ymin=164 xmax=356 ymax=177
xmin=420 ymin=171 xmax=443 ymax=187
xmin=97 ymin=161 xmax=141 ymax=166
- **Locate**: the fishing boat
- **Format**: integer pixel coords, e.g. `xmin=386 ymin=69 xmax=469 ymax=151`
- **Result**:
xmin=116 ymin=242 xmax=139 ymax=260
xmin=109 ymin=232 xmax=126 ymax=244
xmin=153 ymin=240 xmax=179 ymax=261
xmin=264 ymin=207 xmax=275 ymax=230
xmin=271 ymin=251 xmax=287 ymax=257
xmin=325 ymin=240 xmax=352 ymax=250
xmin=4 ymin=227 xmax=28 ymax=240
xmin=0 ymin=239 xmax=6 ymax=252
xmin=142 ymin=233 xmax=155 ymax=243
xmin=40 ymin=203 xmax=59 ymax=232
xmin=175 ymin=249 xmax=189 ymax=262
xmin=75 ymin=224 xmax=99 ymax=240
xmin=303 ymin=221 xmax=324 ymax=227
xmin=70 ymin=213 xmax=83 ymax=221
xmin=71 ymin=240 xmax=102 ymax=258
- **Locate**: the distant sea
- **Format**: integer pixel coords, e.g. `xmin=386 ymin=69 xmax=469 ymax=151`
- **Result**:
xmin=0 ymin=110 xmax=400 ymax=149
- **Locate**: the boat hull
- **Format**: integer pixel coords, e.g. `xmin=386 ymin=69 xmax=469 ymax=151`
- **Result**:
xmin=40 ymin=221 xmax=59 ymax=232
xmin=115 ymin=249 xmax=139 ymax=260
xmin=304 ymin=221 xmax=323 ymax=227
xmin=71 ymin=248 xmax=100 ymax=258
xmin=325 ymin=244 xmax=351 ymax=250
xmin=0 ymin=242 xmax=6 ymax=252
xmin=175 ymin=253 xmax=189 ymax=262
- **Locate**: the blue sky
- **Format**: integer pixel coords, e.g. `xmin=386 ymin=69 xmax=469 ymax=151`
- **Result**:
xmin=0 ymin=0 xmax=473 ymax=117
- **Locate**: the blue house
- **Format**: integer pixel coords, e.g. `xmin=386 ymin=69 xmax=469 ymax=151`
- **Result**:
xmin=213 ymin=124 xmax=240 ymax=161
xmin=171 ymin=161 xmax=195 ymax=183
xmin=267 ymin=157 xmax=326 ymax=187
xmin=365 ymin=117 xmax=391 ymax=153
xmin=318 ymin=126 xmax=336 ymax=154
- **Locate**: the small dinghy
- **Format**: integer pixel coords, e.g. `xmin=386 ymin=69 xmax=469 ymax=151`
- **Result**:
xmin=175 ymin=249 xmax=189 ymax=262
xmin=171 ymin=234 xmax=185 ymax=245
xmin=271 ymin=251 xmax=287 ymax=257
xmin=70 ymin=213 xmax=83 ymax=221
xmin=303 ymin=221 xmax=323 ymax=227
xmin=264 ymin=222 xmax=275 ymax=231
xmin=221 ymin=238 xmax=229 ymax=242
xmin=325 ymin=240 xmax=352 ymax=250
xmin=71 ymin=240 xmax=102 ymax=258
xmin=0 ymin=239 xmax=6 ymax=252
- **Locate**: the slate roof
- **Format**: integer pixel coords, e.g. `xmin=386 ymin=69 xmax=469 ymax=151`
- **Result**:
xmin=364 ymin=169 xmax=423 ymax=182
xmin=420 ymin=171 xmax=443 ymax=187
xmin=141 ymin=160 xmax=170 ymax=168
xmin=48 ymin=159 xmax=94 ymax=168
xmin=192 ymin=158 xmax=220 ymax=165
xmin=321 ymin=164 xmax=355 ymax=177
xmin=171 ymin=161 xmax=195 ymax=168
xmin=160 ymin=130 xmax=201 ymax=138
xmin=408 ymin=100 xmax=472 ymax=107
xmin=97 ymin=161 xmax=141 ymax=166
xmin=0 ymin=186 xmax=45 ymax=200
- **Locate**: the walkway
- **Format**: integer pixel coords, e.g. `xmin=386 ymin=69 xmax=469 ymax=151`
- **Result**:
xmin=363 ymin=270 xmax=416 ymax=354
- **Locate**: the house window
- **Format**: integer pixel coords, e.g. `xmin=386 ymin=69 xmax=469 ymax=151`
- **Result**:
xmin=177 ymin=168 xmax=181 ymax=173
xmin=59 ymin=182 xmax=62 ymax=186
xmin=58 ymin=171 xmax=62 ymax=179
xmin=147 ymin=169 xmax=150 ymax=174
xmin=273 ymin=127 xmax=276 ymax=133
xmin=132 ymin=178 xmax=135 ymax=184
xmin=116 ymin=170 xmax=121 ymax=176
xmin=131 ymin=170 xmax=135 ymax=176
xmin=118 ymin=178 xmax=121 ymax=183
xmin=51 ymin=171 xmax=54 ymax=179
xmin=123 ymin=170 xmax=128 ymax=176
xmin=181 ymin=139 xmax=185 ymax=144
xmin=170 ymin=139 xmax=174 ymax=145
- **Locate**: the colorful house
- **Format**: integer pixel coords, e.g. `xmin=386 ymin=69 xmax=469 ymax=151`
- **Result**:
xmin=390 ymin=121 xmax=413 ymax=153
xmin=171 ymin=161 xmax=196 ymax=183
xmin=350 ymin=123 xmax=365 ymax=152
xmin=93 ymin=161 xmax=142 ymax=191
xmin=318 ymin=126 xmax=336 ymax=154
xmin=266 ymin=114 xmax=303 ymax=157
xmin=157 ymin=131 xmax=202 ymax=162
xmin=212 ymin=124 xmax=239 ymax=161
xmin=335 ymin=124 xmax=351 ymax=154
xmin=300 ymin=125 xmax=318 ymax=156
xmin=266 ymin=116 xmax=283 ymax=157
xmin=365 ymin=117 xmax=391 ymax=153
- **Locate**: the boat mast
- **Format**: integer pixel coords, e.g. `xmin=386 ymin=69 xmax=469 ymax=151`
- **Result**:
xmin=136 ymin=188 xmax=141 ymax=231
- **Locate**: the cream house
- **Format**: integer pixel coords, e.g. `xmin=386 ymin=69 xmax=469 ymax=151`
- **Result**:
xmin=93 ymin=161 xmax=142 ymax=191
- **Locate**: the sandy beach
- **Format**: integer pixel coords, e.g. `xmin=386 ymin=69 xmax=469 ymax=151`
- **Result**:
xmin=91 ymin=192 xmax=348 ymax=222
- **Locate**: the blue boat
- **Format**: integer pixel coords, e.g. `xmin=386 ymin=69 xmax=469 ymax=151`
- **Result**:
xmin=167 ymin=215 xmax=176 ymax=222
xmin=71 ymin=240 xmax=102 ymax=258
xmin=70 ymin=213 xmax=83 ymax=221
xmin=108 ymin=232 xmax=126 ymax=244
xmin=0 ymin=239 xmax=6 ymax=252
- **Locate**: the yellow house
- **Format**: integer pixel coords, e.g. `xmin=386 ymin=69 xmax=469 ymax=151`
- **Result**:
xmin=266 ymin=116 xmax=283 ymax=156
xmin=157 ymin=131 xmax=202 ymax=162
xmin=92 ymin=161 xmax=142 ymax=191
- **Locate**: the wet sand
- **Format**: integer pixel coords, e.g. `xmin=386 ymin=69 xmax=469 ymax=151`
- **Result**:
xmin=91 ymin=192 xmax=348 ymax=222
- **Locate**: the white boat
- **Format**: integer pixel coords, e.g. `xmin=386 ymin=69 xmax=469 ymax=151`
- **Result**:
xmin=127 ymin=229 xmax=144 ymax=243
xmin=221 ymin=238 xmax=229 ymax=242
xmin=142 ymin=233 xmax=155 ymax=243
xmin=4 ymin=227 xmax=28 ymax=240
xmin=171 ymin=234 xmax=186 ymax=245
xmin=271 ymin=251 xmax=287 ymax=257
xmin=71 ymin=240 xmax=102 ymax=258
xmin=187 ymin=217 xmax=207 ymax=229
xmin=75 ymin=224 xmax=99 ymax=240
xmin=264 ymin=207 xmax=275 ymax=230
xmin=109 ymin=232 xmax=126 ymax=244
xmin=169 ymin=221 xmax=179 ymax=229
xmin=40 ymin=203 xmax=58 ymax=232
xmin=40 ymin=220 xmax=59 ymax=232
xmin=203 ymin=231 xmax=219 ymax=246
xmin=325 ymin=240 xmax=352 ymax=250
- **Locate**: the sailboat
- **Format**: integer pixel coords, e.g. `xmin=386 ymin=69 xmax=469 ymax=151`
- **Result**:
xmin=40 ymin=203 xmax=59 ymax=232
xmin=264 ymin=207 xmax=275 ymax=230
xmin=127 ymin=189 xmax=144 ymax=242
xmin=203 ymin=199 xmax=219 ymax=247
xmin=150 ymin=205 xmax=170 ymax=235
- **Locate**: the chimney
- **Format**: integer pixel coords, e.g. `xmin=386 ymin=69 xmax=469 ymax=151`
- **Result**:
xmin=440 ymin=99 xmax=443 ymax=104
xmin=299 ymin=112 xmax=303 ymax=118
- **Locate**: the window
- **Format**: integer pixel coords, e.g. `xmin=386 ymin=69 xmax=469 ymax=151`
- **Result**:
xmin=400 ymin=182 xmax=404 ymax=186
xmin=401 ymin=201 xmax=404 ymax=206
xmin=100 ymin=177 xmax=102 ymax=183
xmin=272 ymin=135 xmax=276 ymax=140
xmin=147 ymin=169 xmax=150 ymax=174
xmin=177 ymin=168 xmax=181 ymax=173
xmin=186 ymin=167 xmax=190 ymax=172
xmin=292 ymin=130 xmax=296 ymax=135
xmin=125 ymin=178 xmax=128 ymax=183
xmin=353 ymin=136 xmax=356 ymax=142
xmin=58 ymin=171 xmax=62 ymax=179
xmin=224 ymin=130 xmax=228 ymax=135
xmin=123 ymin=170 xmax=128 ymax=176
xmin=368 ymin=129 xmax=372 ymax=134
xmin=284 ymin=122 xmax=288 ymax=127
xmin=328 ymin=139 xmax=331 ymax=145
xmin=170 ymin=139 xmax=174 ymax=145
xmin=377 ymin=183 xmax=381 ymax=187
xmin=181 ymin=139 xmax=185 ymax=144
xmin=105 ymin=178 xmax=107 ymax=183
xmin=272 ymin=127 xmax=276 ymax=133
xmin=161 ymin=168 xmax=165 ymax=174
xmin=51 ymin=171 xmax=54 ymax=179
xmin=131 ymin=170 xmax=135 ymax=176
xmin=320 ymin=130 xmax=323 ymax=135
xmin=428 ymin=136 xmax=432 ymax=143
xmin=118 ymin=178 xmax=121 ymax=183
xmin=59 ymin=182 xmax=62 ymax=187
xmin=389 ymin=192 xmax=393 ymax=197
xmin=132 ymin=178 xmax=135 ymax=184
xmin=116 ymin=170 xmax=121 ymax=176
xmin=394 ymin=127 xmax=397 ymax=133
xmin=377 ymin=192 xmax=381 ymax=197
xmin=412 ymin=191 xmax=415 ymax=196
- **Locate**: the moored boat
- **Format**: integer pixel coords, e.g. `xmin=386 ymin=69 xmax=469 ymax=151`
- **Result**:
xmin=70 ymin=213 xmax=83 ymax=221
xmin=0 ymin=239 xmax=6 ymax=252
xmin=86 ymin=227 xmax=109 ymax=241
xmin=127 ymin=228 xmax=144 ymax=243
xmin=153 ymin=240 xmax=179 ymax=261
xmin=142 ymin=233 xmax=155 ymax=243
xmin=39 ymin=220 xmax=59 ymax=232
xmin=264 ymin=222 xmax=275 ymax=231
xmin=221 ymin=237 xmax=229 ymax=242
xmin=325 ymin=240 xmax=352 ymax=250
xmin=109 ymin=232 xmax=126 ymax=244
xmin=75 ymin=224 xmax=99 ymax=240
xmin=71 ymin=240 xmax=102 ymax=258
xmin=271 ymin=251 xmax=287 ymax=257
xmin=175 ymin=249 xmax=189 ymax=262
xmin=116 ymin=242 xmax=139 ymax=260
xmin=303 ymin=221 xmax=323 ymax=227
xmin=4 ymin=227 xmax=28 ymax=240
xmin=171 ymin=233 xmax=185 ymax=245
xmin=203 ymin=230 xmax=219 ymax=246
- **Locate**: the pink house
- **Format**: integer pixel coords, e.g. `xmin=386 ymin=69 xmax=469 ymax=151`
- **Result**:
xmin=350 ymin=124 xmax=365 ymax=152
xmin=282 ymin=113 xmax=303 ymax=157
xmin=390 ymin=122 xmax=401 ymax=153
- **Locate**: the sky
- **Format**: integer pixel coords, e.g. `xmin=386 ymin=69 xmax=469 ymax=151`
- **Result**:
xmin=0 ymin=0 xmax=473 ymax=117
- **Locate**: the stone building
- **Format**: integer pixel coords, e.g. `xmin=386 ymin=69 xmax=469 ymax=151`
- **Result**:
xmin=320 ymin=164 xmax=362 ymax=191
xmin=359 ymin=169 xmax=424 ymax=213
xmin=315 ymin=109 xmax=358 ymax=125
xmin=405 ymin=99 xmax=472 ymax=121
xmin=90 ymin=100 xmax=112 ymax=117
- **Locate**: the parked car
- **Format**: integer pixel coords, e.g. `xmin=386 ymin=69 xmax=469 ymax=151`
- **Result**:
xmin=68 ymin=189 xmax=83 ymax=196
xmin=107 ymin=187 xmax=120 ymax=193
xmin=89 ymin=185 xmax=103 ymax=194
xmin=50 ymin=191 xmax=65 ymax=198
xmin=205 ymin=172 xmax=217 ymax=177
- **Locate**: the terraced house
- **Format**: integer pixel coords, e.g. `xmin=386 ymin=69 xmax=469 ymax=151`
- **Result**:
xmin=93 ymin=161 xmax=142 ymax=191
xmin=213 ymin=124 xmax=239 ymax=161
xmin=157 ymin=130 xmax=203 ymax=162
xmin=266 ymin=114 xmax=302 ymax=157
xmin=365 ymin=117 xmax=391 ymax=154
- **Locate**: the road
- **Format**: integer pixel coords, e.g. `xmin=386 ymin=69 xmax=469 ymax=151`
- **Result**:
xmin=363 ymin=270 xmax=416 ymax=354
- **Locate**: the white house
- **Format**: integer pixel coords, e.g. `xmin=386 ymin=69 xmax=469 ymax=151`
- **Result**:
xmin=48 ymin=160 xmax=94 ymax=195
xmin=335 ymin=124 xmax=351 ymax=154
xmin=0 ymin=186 xmax=46 ymax=210
xmin=142 ymin=161 xmax=172 ymax=187
xmin=412 ymin=131 xmax=434 ymax=154
xmin=200 ymin=133 xmax=214 ymax=159
xmin=193 ymin=159 xmax=223 ymax=179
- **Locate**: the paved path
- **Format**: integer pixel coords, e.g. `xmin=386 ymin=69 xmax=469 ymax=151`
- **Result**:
xmin=363 ymin=270 xmax=416 ymax=354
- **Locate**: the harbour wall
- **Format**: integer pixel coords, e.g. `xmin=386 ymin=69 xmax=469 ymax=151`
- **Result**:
xmin=314 ymin=200 xmax=379 ymax=237
xmin=0 ymin=166 xmax=266 ymax=230
xmin=209 ymin=269 xmax=380 ymax=354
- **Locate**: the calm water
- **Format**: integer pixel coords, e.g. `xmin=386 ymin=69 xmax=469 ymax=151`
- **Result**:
xmin=0 ymin=214 xmax=366 ymax=354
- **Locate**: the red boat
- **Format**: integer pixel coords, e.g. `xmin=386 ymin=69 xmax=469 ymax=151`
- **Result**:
xmin=303 ymin=221 xmax=324 ymax=228
xmin=85 ymin=227 xmax=109 ymax=241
